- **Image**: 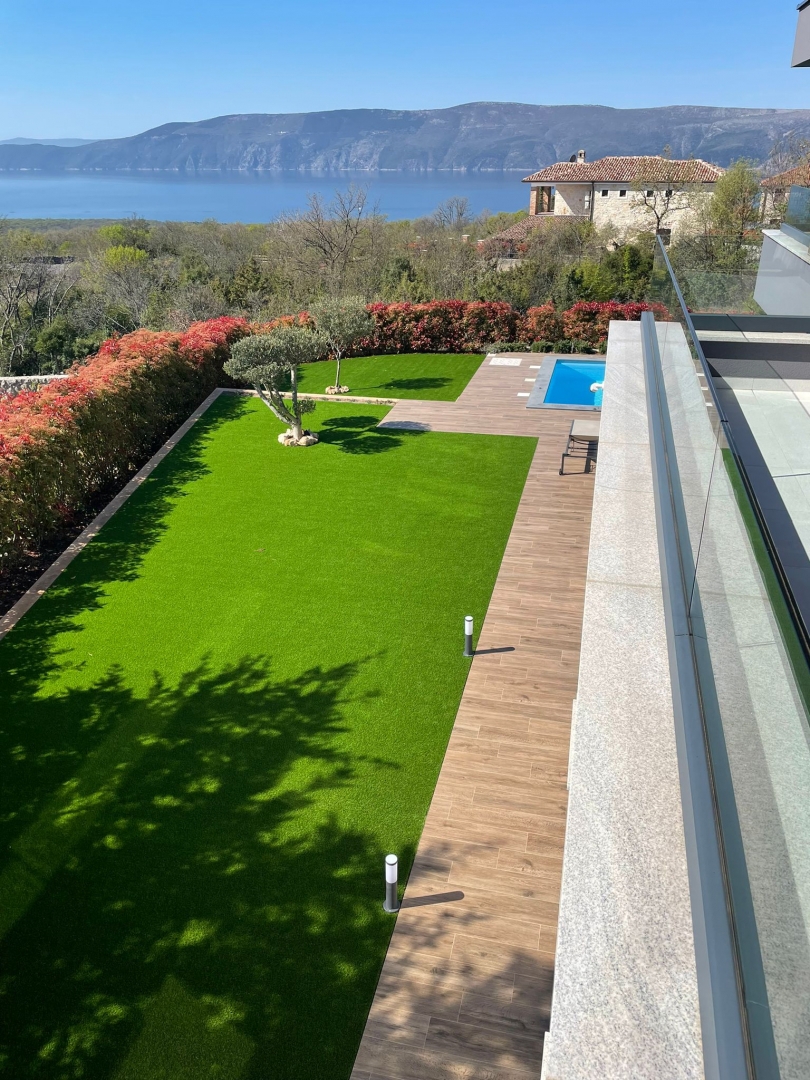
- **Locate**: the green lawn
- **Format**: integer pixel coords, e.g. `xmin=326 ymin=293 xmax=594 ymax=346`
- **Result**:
xmin=291 ymin=353 xmax=483 ymax=400
xmin=0 ymin=396 xmax=536 ymax=1080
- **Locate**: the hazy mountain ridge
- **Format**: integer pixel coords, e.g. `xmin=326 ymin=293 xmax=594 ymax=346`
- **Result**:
xmin=0 ymin=138 xmax=97 ymax=147
xmin=0 ymin=103 xmax=808 ymax=172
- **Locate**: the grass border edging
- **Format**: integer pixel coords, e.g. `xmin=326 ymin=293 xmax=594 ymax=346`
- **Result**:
xmin=0 ymin=388 xmax=225 ymax=642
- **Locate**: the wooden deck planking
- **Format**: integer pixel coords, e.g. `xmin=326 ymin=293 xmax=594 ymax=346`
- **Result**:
xmin=352 ymin=358 xmax=595 ymax=1080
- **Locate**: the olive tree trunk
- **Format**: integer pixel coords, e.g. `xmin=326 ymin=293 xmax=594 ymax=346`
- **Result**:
xmin=290 ymin=364 xmax=304 ymax=440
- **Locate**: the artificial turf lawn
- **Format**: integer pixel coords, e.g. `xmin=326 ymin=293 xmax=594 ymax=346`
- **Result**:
xmin=0 ymin=396 xmax=536 ymax=1080
xmin=290 ymin=352 xmax=483 ymax=400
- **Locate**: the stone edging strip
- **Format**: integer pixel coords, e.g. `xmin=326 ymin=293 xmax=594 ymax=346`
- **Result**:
xmin=0 ymin=386 xmax=226 ymax=642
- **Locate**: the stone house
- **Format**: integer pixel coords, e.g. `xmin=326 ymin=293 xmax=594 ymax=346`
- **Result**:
xmin=521 ymin=150 xmax=724 ymax=240
xmin=760 ymin=162 xmax=810 ymax=224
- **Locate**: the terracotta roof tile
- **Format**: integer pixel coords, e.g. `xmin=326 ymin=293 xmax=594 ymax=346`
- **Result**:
xmin=482 ymin=215 xmax=585 ymax=247
xmin=761 ymin=163 xmax=810 ymax=188
xmin=522 ymin=156 xmax=724 ymax=184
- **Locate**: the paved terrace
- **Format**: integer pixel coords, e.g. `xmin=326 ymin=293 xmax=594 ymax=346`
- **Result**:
xmin=352 ymin=357 xmax=596 ymax=1079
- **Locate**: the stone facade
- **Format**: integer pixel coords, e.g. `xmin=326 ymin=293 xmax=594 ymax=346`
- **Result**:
xmin=525 ymin=181 xmax=711 ymax=238
xmin=523 ymin=154 xmax=723 ymax=240
xmin=590 ymin=184 xmax=710 ymax=239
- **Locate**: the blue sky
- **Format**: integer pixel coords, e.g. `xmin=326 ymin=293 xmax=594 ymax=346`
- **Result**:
xmin=0 ymin=0 xmax=807 ymax=139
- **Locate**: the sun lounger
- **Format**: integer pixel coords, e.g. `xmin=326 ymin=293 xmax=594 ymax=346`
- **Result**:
xmin=560 ymin=418 xmax=600 ymax=475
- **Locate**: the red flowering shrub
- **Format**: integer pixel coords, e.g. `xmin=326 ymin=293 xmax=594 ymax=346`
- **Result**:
xmin=364 ymin=301 xmax=519 ymax=354
xmin=362 ymin=300 xmax=667 ymax=353
xmin=561 ymin=301 xmax=669 ymax=346
xmin=523 ymin=304 xmax=563 ymax=343
xmin=0 ymin=316 xmax=248 ymax=575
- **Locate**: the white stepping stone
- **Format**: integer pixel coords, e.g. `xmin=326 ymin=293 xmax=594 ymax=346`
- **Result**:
xmin=489 ymin=357 xmax=521 ymax=366
xmin=517 ymin=392 xmax=531 ymax=397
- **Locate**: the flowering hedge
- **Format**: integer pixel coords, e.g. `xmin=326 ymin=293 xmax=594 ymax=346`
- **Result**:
xmin=365 ymin=301 xmax=520 ymax=354
xmin=0 ymin=316 xmax=248 ymax=576
xmin=250 ymin=300 xmax=666 ymax=356
xmin=524 ymin=304 xmax=563 ymax=344
xmin=560 ymin=301 xmax=669 ymax=347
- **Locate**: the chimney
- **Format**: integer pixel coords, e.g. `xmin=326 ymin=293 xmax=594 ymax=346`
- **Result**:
xmin=577 ymin=149 xmax=586 ymax=164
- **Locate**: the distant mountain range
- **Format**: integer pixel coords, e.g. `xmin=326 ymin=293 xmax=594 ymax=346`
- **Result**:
xmin=0 ymin=137 xmax=96 ymax=147
xmin=1 ymin=103 xmax=809 ymax=172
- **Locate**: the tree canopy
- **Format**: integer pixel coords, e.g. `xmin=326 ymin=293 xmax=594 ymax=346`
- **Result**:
xmin=224 ymin=326 xmax=326 ymax=443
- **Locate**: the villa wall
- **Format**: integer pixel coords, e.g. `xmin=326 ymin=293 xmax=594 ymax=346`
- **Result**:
xmin=589 ymin=185 xmax=709 ymax=238
xmin=537 ymin=183 xmax=711 ymax=238
xmin=552 ymin=184 xmax=592 ymax=217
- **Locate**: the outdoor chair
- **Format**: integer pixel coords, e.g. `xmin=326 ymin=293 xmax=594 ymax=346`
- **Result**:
xmin=559 ymin=418 xmax=600 ymax=475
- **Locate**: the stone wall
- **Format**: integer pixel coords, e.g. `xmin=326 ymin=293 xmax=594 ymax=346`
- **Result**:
xmin=0 ymin=373 xmax=67 ymax=397
xmin=589 ymin=184 xmax=712 ymax=238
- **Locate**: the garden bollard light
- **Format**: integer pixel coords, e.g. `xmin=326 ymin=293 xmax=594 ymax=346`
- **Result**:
xmin=383 ymin=854 xmax=400 ymax=913
xmin=463 ymin=615 xmax=474 ymax=657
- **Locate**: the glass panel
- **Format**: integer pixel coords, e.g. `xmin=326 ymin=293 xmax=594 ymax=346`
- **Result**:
xmin=648 ymin=242 xmax=810 ymax=1079
xmin=785 ymin=185 xmax=810 ymax=236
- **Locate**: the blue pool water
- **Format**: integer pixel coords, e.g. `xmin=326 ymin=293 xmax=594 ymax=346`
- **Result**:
xmin=544 ymin=360 xmax=606 ymax=407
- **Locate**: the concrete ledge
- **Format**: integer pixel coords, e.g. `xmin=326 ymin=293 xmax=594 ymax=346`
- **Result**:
xmin=540 ymin=321 xmax=702 ymax=1079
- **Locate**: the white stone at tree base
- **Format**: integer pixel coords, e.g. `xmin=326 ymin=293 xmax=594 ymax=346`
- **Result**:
xmin=277 ymin=430 xmax=319 ymax=446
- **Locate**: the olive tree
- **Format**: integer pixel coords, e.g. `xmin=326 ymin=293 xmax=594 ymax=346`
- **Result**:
xmin=224 ymin=325 xmax=326 ymax=445
xmin=309 ymin=295 xmax=373 ymax=392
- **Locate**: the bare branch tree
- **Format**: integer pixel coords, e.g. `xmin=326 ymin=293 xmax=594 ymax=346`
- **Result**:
xmin=281 ymin=186 xmax=375 ymax=290
xmin=0 ymin=230 xmax=80 ymax=373
xmin=632 ymin=150 xmax=698 ymax=238
xmin=432 ymin=196 xmax=470 ymax=229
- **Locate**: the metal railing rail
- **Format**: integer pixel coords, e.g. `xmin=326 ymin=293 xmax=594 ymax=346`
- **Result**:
xmin=640 ymin=311 xmax=751 ymax=1079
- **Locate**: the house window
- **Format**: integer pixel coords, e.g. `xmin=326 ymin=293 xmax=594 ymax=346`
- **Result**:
xmin=665 ymin=189 xmax=673 ymax=197
xmin=645 ymin=190 xmax=654 ymax=197
xmin=601 ymin=189 xmax=608 ymax=197
xmin=619 ymin=189 xmax=627 ymax=197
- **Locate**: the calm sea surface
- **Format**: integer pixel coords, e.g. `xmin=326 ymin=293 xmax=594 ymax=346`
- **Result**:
xmin=0 ymin=171 xmax=528 ymax=223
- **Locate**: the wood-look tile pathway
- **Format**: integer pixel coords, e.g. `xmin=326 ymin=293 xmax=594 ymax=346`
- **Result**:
xmin=352 ymin=356 xmax=596 ymax=1079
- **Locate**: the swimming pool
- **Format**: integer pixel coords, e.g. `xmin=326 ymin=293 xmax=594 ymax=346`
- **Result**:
xmin=543 ymin=360 xmax=605 ymax=407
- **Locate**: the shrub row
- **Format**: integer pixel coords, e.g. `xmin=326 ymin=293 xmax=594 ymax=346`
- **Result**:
xmin=255 ymin=300 xmax=668 ymax=356
xmin=362 ymin=300 xmax=667 ymax=354
xmin=524 ymin=301 xmax=669 ymax=348
xmin=0 ymin=316 xmax=248 ymax=576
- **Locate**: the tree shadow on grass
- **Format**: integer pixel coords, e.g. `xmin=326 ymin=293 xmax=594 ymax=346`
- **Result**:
xmin=316 ymin=414 xmax=426 ymax=456
xmin=0 ymin=392 xmax=250 ymax=858
xmin=0 ymin=652 xmax=406 ymax=1080
xmin=382 ymin=376 xmax=452 ymax=393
